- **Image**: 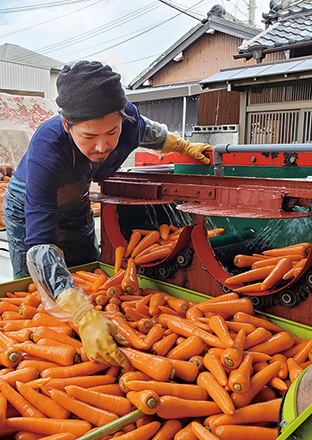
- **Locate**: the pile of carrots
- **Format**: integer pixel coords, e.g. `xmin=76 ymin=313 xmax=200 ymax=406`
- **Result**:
xmin=0 ymin=262 xmax=311 ymax=440
xmin=225 ymin=241 xmax=311 ymax=293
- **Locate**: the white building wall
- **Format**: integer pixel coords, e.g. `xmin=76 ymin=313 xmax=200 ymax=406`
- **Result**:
xmin=0 ymin=60 xmax=51 ymax=98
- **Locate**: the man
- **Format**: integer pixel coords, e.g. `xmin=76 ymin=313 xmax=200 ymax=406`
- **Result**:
xmin=3 ymin=60 xmax=211 ymax=368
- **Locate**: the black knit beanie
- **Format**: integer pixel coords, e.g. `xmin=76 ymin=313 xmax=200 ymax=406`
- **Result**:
xmin=56 ymin=61 xmax=128 ymax=123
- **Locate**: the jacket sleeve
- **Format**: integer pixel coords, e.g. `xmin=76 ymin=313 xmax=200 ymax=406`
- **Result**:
xmin=139 ymin=116 xmax=168 ymax=150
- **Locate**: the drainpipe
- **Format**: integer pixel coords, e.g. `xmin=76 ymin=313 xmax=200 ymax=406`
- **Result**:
xmin=181 ymin=96 xmax=187 ymax=140
xmin=213 ymin=143 xmax=312 ymax=176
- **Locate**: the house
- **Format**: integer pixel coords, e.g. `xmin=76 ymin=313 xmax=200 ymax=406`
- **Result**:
xmin=199 ymin=1 xmax=312 ymax=166
xmin=126 ymin=4 xmax=264 ymax=142
xmin=0 ymin=43 xmax=63 ymax=100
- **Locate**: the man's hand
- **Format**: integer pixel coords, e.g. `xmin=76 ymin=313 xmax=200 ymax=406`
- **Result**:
xmin=56 ymin=287 xmax=130 ymax=369
xmin=161 ymin=132 xmax=212 ymax=165
xmin=0 ymin=164 xmax=14 ymax=180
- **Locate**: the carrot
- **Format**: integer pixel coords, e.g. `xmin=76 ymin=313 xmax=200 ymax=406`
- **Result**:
xmin=232 ymin=283 xmax=263 ymax=293
xmin=166 ymin=315 xmax=225 ymax=348
xmin=144 ymin=324 xmax=165 ymax=350
xmin=293 ymin=258 xmax=308 ymax=277
xmin=260 ymin=257 xmax=293 ymax=290
xmin=42 ymin=374 xmax=116 ymax=390
xmin=233 ymin=254 xmax=268 ymax=268
xmin=233 ymin=312 xmax=284 ymax=333
xmin=115 ymin=246 xmax=126 ymax=274
xmin=119 ymin=371 xmax=152 ymax=393
xmin=103 ymin=270 xmax=126 ymax=289
xmin=198 ymin=293 xmax=240 ymax=308
xmin=244 ymin=327 xmax=272 ymax=350
xmin=135 ymin=318 xmax=153 ymax=334
xmin=0 ymin=366 xmax=39 ymax=388
xmin=249 ymin=331 xmax=294 ymax=355
xmin=228 ymin=353 xmax=253 ymax=393
xmin=32 ymin=434 xmax=76 ymax=440
xmin=135 ymin=243 xmax=162 ymax=260
xmin=226 ymin=321 xmax=256 ymax=334
xmin=65 ymin=385 xmax=131 ymax=416
xmin=0 ymin=390 xmax=7 ymax=428
xmin=14 ymin=342 xmax=80 ymax=366
xmin=197 ymin=371 xmax=235 ymax=415
xmin=287 ymin=357 xmax=303 ymax=382
xmin=125 ymin=231 xmax=142 ymax=258
xmin=191 ymin=421 xmax=219 ymax=440
xmin=17 ymin=359 xmax=62 ymax=373
xmin=151 ymin=332 xmax=178 ymax=356
xmin=149 ymin=293 xmax=166 ymax=316
xmin=221 ymin=329 xmax=245 ymax=369
xmin=12 ymin=431 xmax=43 ymax=440
xmin=293 ymin=339 xmax=312 ymax=364
xmin=225 ymin=265 xmax=276 ymax=285
xmin=165 ymin=297 xmax=189 ymax=315
xmin=135 ymin=247 xmax=172 ymax=264
xmin=119 ymin=347 xmax=173 ymax=382
xmin=131 ymin=231 xmax=160 ymax=258
xmin=203 ymin=352 xmax=227 ymax=387
xmin=40 ymin=360 xmax=107 ymax=379
xmin=4 ymin=418 xmax=91 ymax=436
xmin=262 ymin=242 xmax=310 ymax=257
xmin=166 ymin=336 xmax=204 ymax=360
xmin=0 ymin=301 xmax=20 ymax=313
xmin=121 ymin=258 xmax=139 ymax=294
xmin=158 ymin=224 xmax=170 ymax=241
xmin=4 ymin=329 xmax=33 ymax=343
xmin=156 ymin=395 xmax=221 ymax=419
xmin=207 ymin=228 xmax=225 ymax=239
xmin=90 ymin=274 xmax=109 ymax=294
xmin=127 ymin=389 xmax=160 ymax=415
xmin=209 ymin=315 xmax=234 ymax=348
xmin=44 ymin=386 xmax=118 ymax=426
xmin=16 ymin=381 xmax=70 ymax=419
xmin=253 ymin=362 xmax=288 ymax=391
xmin=0 ymin=347 xmax=23 ymax=368
xmin=1 ymin=310 xmax=22 ymax=321
xmin=253 ymin=254 xmax=304 ymax=269
xmin=25 ymin=313 xmax=69 ymax=328
xmin=269 ymin=354 xmax=288 ymax=379
xmin=158 ymin=305 xmax=184 ymax=317
xmin=108 ymin=421 xmax=161 ymax=440
xmin=22 ymin=295 xmax=42 ymax=308
xmin=0 ymin=377 xmax=46 ymax=418
xmin=88 ymin=383 xmax=125 ymax=396
xmin=214 ymin=425 xmax=278 ymax=440
xmin=19 ymin=305 xmax=38 ymax=319
xmin=107 ymin=286 xmax=123 ymax=299
xmin=169 ymin=358 xmax=199 ymax=383
xmin=108 ymin=315 xmax=148 ymax=350
xmin=231 ymin=361 xmax=282 ymax=408
xmin=127 ymin=380 xmax=208 ymax=401
xmin=30 ymin=326 xmax=82 ymax=349
xmin=175 ymin=420 xmax=200 ymax=440
xmin=208 ymin=398 xmax=281 ymax=431
xmin=198 ymin=299 xmax=254 ymax=317
xmin=153 ymin=419 xmax=183 ymax=440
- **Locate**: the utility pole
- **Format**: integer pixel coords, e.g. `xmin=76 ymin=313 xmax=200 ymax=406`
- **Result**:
xmin=248 ymin=0 xmax=256 ymax=25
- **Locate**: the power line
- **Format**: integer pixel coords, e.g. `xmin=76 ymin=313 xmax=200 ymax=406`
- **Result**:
xmin=0 ymin=0 xmax=102 ymax=39
xmin=156 ymin=0 xmax=202 ymax=20
xmin=0 ymin=0 xmax=95 ymax=14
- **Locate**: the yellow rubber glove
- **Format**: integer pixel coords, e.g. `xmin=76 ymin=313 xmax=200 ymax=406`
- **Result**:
xmin=161 ymin=132 xmax=212 ymax=165
xmin=56 ymin=288 xmax=130 ymax=369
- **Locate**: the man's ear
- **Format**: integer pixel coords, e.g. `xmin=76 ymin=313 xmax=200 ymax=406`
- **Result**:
xmin=61 ymin=116 xmax=69 ymax=132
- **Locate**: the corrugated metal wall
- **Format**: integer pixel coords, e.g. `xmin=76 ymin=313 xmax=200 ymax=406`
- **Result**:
xmin=0 ymin=60 xmax=51 ymax=98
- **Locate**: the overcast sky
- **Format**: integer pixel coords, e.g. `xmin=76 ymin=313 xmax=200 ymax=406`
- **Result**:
xmin=0 ymin=0 xmax=266 ymax=85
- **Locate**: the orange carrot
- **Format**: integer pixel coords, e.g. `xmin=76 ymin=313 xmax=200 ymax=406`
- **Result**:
xmin=159 ymin=224 xmax=171 ymax=241
xmin=121 ymin=258 xmax=139 ymax=294
xmin=153 ymin=419 xmax=183 ymax=440
xmin=65 ymin=385 xmax=131 ymax=416
xmin=228 ymin=353 xmax=253 ymax=393
xmin=144 ymin=324 xmax=165 ymax=350
xmin=262 ymin=243 xmax=310 ymax=257
xmin=44 ymin=386 xmax=118 ymax=426
xmin=4 ymin=418 xmax=91 ymax=436
xmin=253 ymin=254 xmax=304 ymax=269
xmin=19 ymin=305 xmax=38 ymax=319
xmin=125 ymin=231 xmax=142 ymax=258
xmin=209 ymin=315 xmax=234 ymax=348
xmin=244 ymin=327 xmax=272 ymax=350
xmin=41 ymin=374 xmax=116 ymax=390
xmin=233 ymin=312 xmax=284 ymax=333
xmin=203 ymin=352 xmax=228 ymax=387
xmin=14 ymin=341 xmax=80 ymax=366
xmin=0 ymin=366 xmax=39 ymax=388
xmin=253 ymin=362 xmax=288 ymax=391
xmin=197 ymin=371 xmax=235 ymax=415
xmin=0 ymin=390 xmax=7 ymax=428
xmin=191 ymin=421 xmax=219 ymax=440
xmin=103 ymin=270 xmax=126 ymax=289
xmin=198 ymin=299 xmax=254 ymax=317
xmin=0 ymin=377 xmax=46 ymax=418
xmin=126 ymin=380 xmax=207 ymax=400
xmin=16 ymin=381 xmax=70 ymax=419
xmin=225 ymin=265 xmax=276 ymax=285
xmin=108 ymin=315 xmax=148 ymax=350
xmin=287 ymin=357 xmax=303 ymax=382
xmin=127 ymin=389 xmax=160 ymax=415
xmin=118 ymin=371 xmax=152 ymax=393
xmin=119 ymin=347 xmax=173 ymax=382
xmin=135 ymin=247 xmax=172 ymax=264
xmin=131 ymin=231 xmax=160 ymax=258
xmin=17 ymin=359 xmax=62 ymax=372
xmin=0 ymin=347 xmax=23 ymax=368
xmin=40 ymin=360 xmax=107 ymax=379
xmin=156 ymin=395 xmax=221 ymax=419
xmin=30 ymin=326 xmax=82 ymax=349
xmin=108 ymin=421 xmax=161 ymax=440
xmin=115 ymin=246 xmax=126 ymax=274
xmin=221 ymin=329 xmax=246 ymax=369
xmin=233 ymin=254 xmax=267 ymax=268
xmin=166 ymin=336 xmax=204 ymax=360
xmin=249 ymin=331 xmax=294 ymax=355
xmin=261 ymin=257 xmax=293 ymax=290
xmin=151 ymin=332 xmax=178 ymax=357
xmin=214 ymin=425 xmax=278 ymax=440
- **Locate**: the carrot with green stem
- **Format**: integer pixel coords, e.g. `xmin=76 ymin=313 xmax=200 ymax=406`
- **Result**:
xmin=17 ymin=359 xmax=62 ymax=372
xmin=221 ymin=328 xmax=245 ymax=369
xmin=197 ymin=371 xmax=235 ymax=415
xmin=121 ymin=258 xmax=139 ymax=294
xmin=0 ymin=347 xmax=23 ymax=368
xmin=231 ymin=360 xmax=282 ymax=408
xmin=166 ymin=297 xmax=189 ymax=315
xmin=127 ymin=390 xmax=160 ymax=415
xmin=19 ymin=305 xmax=38 ymax=319
xmin=228 ymin=353 xmax=253 ymax=393
xmin=14 ymin=341 xmax=80 ymax=366
xmin=119 ymin=371 xmax=152 ymax=393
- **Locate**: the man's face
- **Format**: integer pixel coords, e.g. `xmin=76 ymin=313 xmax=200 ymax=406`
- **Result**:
xmin=62 ymin=112 xmax=122 ymax=162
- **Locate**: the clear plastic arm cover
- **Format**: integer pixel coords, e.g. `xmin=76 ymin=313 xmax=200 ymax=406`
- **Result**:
xmin=140 ymin=116 xmax=168 ymax=150
xmin=26 ymin=244 xmax=76 ymax=320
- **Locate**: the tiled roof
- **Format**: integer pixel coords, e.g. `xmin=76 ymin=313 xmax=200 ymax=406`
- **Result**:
xmin=238 ymin=1 xmax=312 ymax=53
xmin=0 ymin=43 xmax=63 ymax=70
